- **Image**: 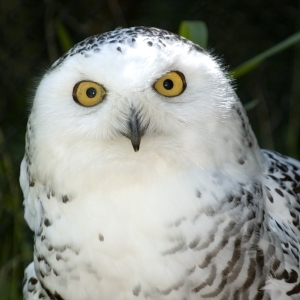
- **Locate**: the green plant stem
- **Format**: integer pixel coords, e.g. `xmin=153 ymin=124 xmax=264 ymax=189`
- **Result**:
xmin=232 ymin=31 xmax=300 ymax=78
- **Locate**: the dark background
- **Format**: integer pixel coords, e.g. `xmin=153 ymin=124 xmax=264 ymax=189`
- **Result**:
xmin=1 ymin=0 xmax=300 ymax=299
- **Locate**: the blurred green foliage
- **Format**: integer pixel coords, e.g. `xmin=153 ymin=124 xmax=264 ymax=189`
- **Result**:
xmin=232 ymin=31 xmax=300 ymax=78
xmin=55 ymin=21 xmax=74 ymax=53
xmin=0 ymin=1 xmax=300 ymax=299
xmin=179 ymin=21 xmax=208 ymax=48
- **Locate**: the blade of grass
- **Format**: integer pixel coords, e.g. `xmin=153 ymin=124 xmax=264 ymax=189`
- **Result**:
xmin=55 ymin=21 xmax=73 ymax=52
xmin=231 ymin=31 xmax=300 ymax=78
xmin=179 ymin=21 xmax=208 ymax=49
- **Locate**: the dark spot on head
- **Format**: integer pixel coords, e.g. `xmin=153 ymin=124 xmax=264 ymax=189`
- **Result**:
xmin=44 ymin=219 xmax=51 ymax=227
xmin=117 ymin=46 xmax=122 ymax=52
xmin=62 ymin=195 xmax=69 ymax=203
xmin=99 ymin=234 xmax=104 ymax=242
xmin=147 ymin=41 xmax=153 ymax=46
xmin=238 ymin=158 xmax=245 ymax=165
xmin=132 ymin=284 xmax=141 ymax=296
xmin=196 ymin=190 xmax=201 ymax=198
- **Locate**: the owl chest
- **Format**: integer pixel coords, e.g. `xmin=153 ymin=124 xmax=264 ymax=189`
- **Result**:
xmin=32 ymin=171 xmax=262 ymax=299
xmin=33 ymin=175 xmax=210 ymax=297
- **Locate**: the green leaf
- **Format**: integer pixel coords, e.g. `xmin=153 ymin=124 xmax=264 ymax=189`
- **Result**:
xmin=179 ymin=21 xmax=208 ymax=49
xmin=231 ymin=31 xmax=300 ymax=78
xmin=55 ymin=21 xmax=73 ymax=52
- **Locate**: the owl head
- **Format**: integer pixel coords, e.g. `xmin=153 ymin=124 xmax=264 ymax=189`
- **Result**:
xmin=28 ymin=27 xmax=262 ymax=189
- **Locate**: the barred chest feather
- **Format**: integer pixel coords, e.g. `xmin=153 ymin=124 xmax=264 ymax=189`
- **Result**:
xmin=22 ymin=156 xmax=299 ymax=300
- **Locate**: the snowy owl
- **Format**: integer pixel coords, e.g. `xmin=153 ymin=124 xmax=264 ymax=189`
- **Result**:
xmin=20 ymin=27 xmax=300 ymax=300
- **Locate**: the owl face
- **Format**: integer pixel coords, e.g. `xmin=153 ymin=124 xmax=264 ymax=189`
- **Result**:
xmin=29 ymin=27 xmax=245 ymax=189
xmin=34 ymin=29 xmax=234 ymax=142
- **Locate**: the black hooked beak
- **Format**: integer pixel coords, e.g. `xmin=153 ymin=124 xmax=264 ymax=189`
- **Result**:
xmin=124 ymin=108 xmax=146 ymax=152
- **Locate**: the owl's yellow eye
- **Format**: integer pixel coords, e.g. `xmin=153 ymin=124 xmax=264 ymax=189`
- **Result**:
xmin=154 ymin=71 xmax=186 ymax=97
xmin=73 ymin=81 xmax=106 ymax=107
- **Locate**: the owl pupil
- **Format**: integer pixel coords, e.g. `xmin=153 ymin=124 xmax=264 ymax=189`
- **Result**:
xmin=86 ymin=87 xmax=97 ymax=98
xmin=163 ymin=79 xmax=174 ymax=90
